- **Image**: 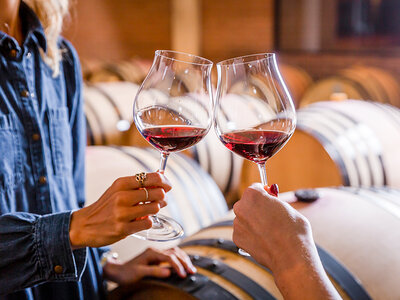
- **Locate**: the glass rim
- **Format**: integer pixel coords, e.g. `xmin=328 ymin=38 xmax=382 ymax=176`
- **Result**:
xmin=217 ymin=53 xmax=276 ymax=67
xmin=155 ymin=50 xmax=213 ymax=66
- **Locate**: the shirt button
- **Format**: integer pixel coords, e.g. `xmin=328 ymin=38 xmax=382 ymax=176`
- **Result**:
xmin=9 ymin=49 xmax=17 ymax=58
xmin=39 ymin=176 xmax=47 ymax=184
xmin=20 ymin=90 xmax=30 ymax=98
xmin=54 ymin=265 xmax=63 ymax=274
xmin=26 ymin=52 xmax=31 ymax=58
xmin=32 ymin=133 xmax=40 ymax=141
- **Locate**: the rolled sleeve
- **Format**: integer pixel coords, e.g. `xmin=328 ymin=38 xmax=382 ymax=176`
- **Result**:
xmin=35 ymin=211 xmax=87 ymax=281
xmin=0 ymin=211 xmax=87 ymax=294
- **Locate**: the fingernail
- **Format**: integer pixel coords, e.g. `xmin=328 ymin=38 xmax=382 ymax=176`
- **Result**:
xmin=191 ymin=266 xmax=197 ymax=273
xmin=180 ymin=269 xmax=187 ymax=277
xmin=270 ymin=184 xmax=279 ymax=196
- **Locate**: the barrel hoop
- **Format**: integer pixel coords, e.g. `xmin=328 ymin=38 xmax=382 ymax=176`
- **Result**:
xmin=189 ymin=254 xmax=275 ymax=300
xmin=223 ymin=151 xmax=235 ymax=195
xmin=371 ymin=102 xmax=400 ymax=133
xmin=102 ymin=63 xmax=126 ymax=81
xmin=312 ymin=104 xmax=387 ymax=186
xmin=84 ymin=99 xmax=107 ymax=144
xmin=87 ymin=83 xmax=125 ymax=121
xmin=143 ymin=273 xmax=239 ymax=300
xmin=299 ymin=110 xmax=362 ymax=186
xmin=316 ymin=247 xmax=372 ymax=300
xmin=303 ymin=106 xmax=379 ymax=186
xmin=85 ymin=116 xmax=96 ymax=146
xmin=201 ymin=220 xmax=372 ymax=300
xmin=190 ymin=146 xmax=200 ymax=167
xmin=180 ymin=238 xmax=272 ymax=274
xmin=170 ymin=152 xmax=219 ymax=223
xmin=111 ymin=146 xmax=184 ymax=228
xmin=335 ymin=75 xmax=372 ymax=100
xmin=297 ymin=124 xmax=351 ymax=186
xmin=177 ymin=154 xmax=228 ymax=217
xmin=212 ymin=105 xmax=236 ymax=195
xmin=142 ymin=148 xmax=205 ymax=228
xmin=341 ymin=186 xmax=400 ymax=219
xmin=366 ymin=73 xmax=391 ymax=104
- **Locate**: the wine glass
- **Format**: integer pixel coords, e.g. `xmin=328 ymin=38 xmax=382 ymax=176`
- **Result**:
xmin=214 ymin=53 xmax=296 ymax=255
xmin=133 ymin=50 xmax=213 ymax=241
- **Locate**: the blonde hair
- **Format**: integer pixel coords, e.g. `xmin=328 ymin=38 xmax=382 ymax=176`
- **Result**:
xmin=23 ymin=0 xmax=70 ymax=76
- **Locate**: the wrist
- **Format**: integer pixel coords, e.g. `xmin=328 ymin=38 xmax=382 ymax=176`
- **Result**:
xmin=273 ymin=240 xmax=339 ymax=300
xmin=103 ymin=258 xmax=123 ymax=283
xmin=69 ymin=210 xmax=85 ymax=250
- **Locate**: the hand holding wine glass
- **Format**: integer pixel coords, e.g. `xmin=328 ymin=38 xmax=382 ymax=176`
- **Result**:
xmin=214 ymin=53 xmax=296 ymax=254
xmin=133 ymin=50 xmax=214 ymax=241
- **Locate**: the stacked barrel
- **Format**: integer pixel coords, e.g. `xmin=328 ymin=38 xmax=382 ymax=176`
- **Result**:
xmin=83 ymin=58 xmax=400 ymax=299
xmin=300 ymin=66 xmax=400 ymax=107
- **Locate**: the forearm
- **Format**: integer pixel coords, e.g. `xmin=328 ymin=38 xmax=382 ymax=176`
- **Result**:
xmin=273 ymin=241 xmax=341 ymax=300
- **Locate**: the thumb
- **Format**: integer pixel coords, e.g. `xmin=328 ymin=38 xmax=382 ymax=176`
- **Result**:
xmin=139 ymin=265 xmax=171 ymax=278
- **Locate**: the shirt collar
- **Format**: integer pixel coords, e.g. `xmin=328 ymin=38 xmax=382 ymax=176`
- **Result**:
xmin=0 ymin=1 xmax=47 ymax=52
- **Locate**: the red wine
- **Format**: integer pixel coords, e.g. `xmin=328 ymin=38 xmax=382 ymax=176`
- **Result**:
xmin=142 ymin=126 xmax=207 ymax=152
xmin=220 ymin=129 xmax=291 ymax=163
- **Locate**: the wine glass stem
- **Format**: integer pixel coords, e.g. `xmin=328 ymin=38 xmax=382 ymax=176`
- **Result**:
xmin=159 ymin=152 xmax=169 ymax=174
xmin=257 ymin=163 xmax=268 ymax=186
xmin=151 ymin=152 xmax=170 ymax=229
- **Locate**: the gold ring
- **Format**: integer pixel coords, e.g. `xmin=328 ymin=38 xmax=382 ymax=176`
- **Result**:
xmin=135 ymin=172 xmax=147 ymax=187
xmin=142 ymin=187 xmax=149 ymax=201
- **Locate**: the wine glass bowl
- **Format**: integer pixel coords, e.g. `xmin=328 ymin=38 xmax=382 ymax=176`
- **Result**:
xmin=133 ymin=50 xmax=214 ymax=241
xmin=214 ymin=53 xmax=296 ymax=255
xmin=215 ymin=53 xmax=296 ymax=180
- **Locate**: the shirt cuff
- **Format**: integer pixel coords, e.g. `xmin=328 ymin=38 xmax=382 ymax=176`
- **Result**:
xmin=35 ymin=211 xmax=87 ymax=281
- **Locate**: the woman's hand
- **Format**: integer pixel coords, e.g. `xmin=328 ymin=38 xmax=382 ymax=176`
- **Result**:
xmin=103 ymin=247 xmax=197 ymax=285
xmin=233 ymin=183 xmax=341 ymax=300
xmin=69 ymin=172 xmax=171 ymax=249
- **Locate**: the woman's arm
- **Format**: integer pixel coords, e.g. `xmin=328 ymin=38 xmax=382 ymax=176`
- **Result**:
xmin=233 ymin=183 xmax=341 ymax=300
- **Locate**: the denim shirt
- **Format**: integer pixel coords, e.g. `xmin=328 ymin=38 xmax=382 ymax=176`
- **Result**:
xmin=0 ymin=3 xmax=106 ymax=299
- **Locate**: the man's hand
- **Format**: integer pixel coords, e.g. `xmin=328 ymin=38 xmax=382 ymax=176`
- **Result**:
xmin=233 ymin=183 xmax=341 ymax=300
xmin=103 ymin=247 xmax=197 ymax=285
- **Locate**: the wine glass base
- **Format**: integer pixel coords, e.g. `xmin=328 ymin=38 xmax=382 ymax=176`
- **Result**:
xmin=130 ymin=214 xmax=184 ymax=241
xmin=238 ymin=248 xmax=251 ymax=256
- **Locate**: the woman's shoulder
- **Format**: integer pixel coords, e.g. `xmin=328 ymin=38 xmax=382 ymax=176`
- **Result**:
xmin=58 ymin=37 xmax=81 ymax=70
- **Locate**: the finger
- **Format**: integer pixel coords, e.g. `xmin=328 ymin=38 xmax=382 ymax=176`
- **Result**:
xmin=124 ymin=217 xmax=153 ymax=235
xmin=168 ymin=247 xmax=197 ymax=274
xmin=158 ymin=199 xmax=167 ymax=208
xmin=111 ymin=173 xmax=172 ymax=193
xmin=143 ymin=249 xmax=187 ymax=278
xmin=138 ymin=265 xmax=171 ymax=278
xmin=120 ymin=202 xmax=160 ymax=221
xmin=113 ymin=188 xmax=167 ymax=206
xmin=232 ymin=217 xmax=246 ymax=249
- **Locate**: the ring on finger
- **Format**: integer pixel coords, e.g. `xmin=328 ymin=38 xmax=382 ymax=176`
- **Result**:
xmin=135 ymin=172 xmax=147 ymax=187
xmin=142 ymin=187 xmax=149 ymax=201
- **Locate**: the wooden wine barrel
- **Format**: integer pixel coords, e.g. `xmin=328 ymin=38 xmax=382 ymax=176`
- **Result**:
xmin=85 ymin=146 xmax=228 ymax=261
xmin=84 ymin=82 xmax=139 ymax=145
xmin=240 ymin=100 xmax=400 ymax=193
xmin=279 ymin=64 xmax=313 ymax=108
xmin=83 ymin=59 xmax=151 ymax=84
xmin=110 ymin=187 xmax=400 ymax=300
xmin=300 ymin=66 xmax=400 ymax=108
